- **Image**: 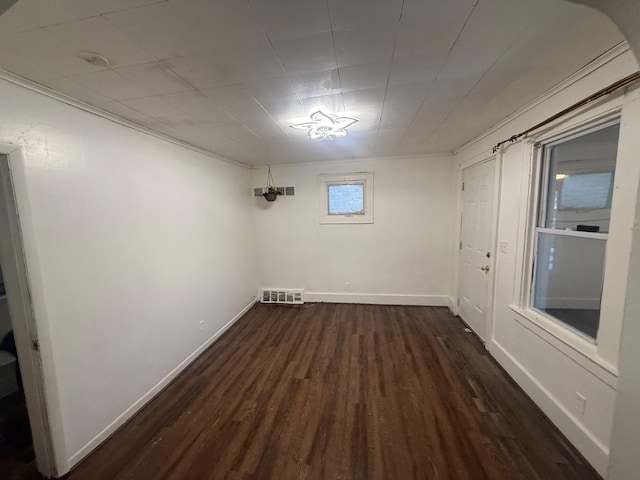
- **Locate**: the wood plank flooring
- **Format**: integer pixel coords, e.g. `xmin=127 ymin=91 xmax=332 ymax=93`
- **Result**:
xmin=63 ymin=304 xmax=599 ymax=479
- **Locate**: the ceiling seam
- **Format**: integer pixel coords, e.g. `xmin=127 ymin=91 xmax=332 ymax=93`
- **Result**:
xmin=372 ymin=0 xmax=405 ymax=153
xmin=401 ymin=0 xmax=479 ymax=145
xmin=423 ymin=11 xmax=548 ymax=147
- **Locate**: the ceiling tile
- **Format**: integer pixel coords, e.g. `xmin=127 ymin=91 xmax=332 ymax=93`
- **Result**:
xmin=384 ymin=81 xmax=431 ymax=107
xmin=301 ymin=94 xmax=345 ymax=114
xmin=260 ymin=99 xmax=307 ymax=121
xmin=46 ymin=16 xmax=156 ymax=69
xmin=0 ymin=0 xmax=623 ymax=165
xmin=0 ymin=50 xmax=60 ymax=84
xmin=342 ymin=87 xmax=386 ymax=110
xmin=0 ymin=4 xmax=40 ymax=33
xmin=189 ymin=109 xmax=240 ymax=127
xmin=122 ymin=96 xmax=184 ymax=118
xmin=214 ymin=124 xmax=261 ymax=144
xmin=7 ymin=0 xmax=99 ymax=28
xmin=105 ymin=2 xmax=264 ymax=60
xmin=339 ymin=61 xmax=390 ymax=92
xmin=201 ymin=85 xmax=258 ymax=108
xmin=289 ymin=69 xmax=341 ymax=99
xmin=435 ymin=0 xmax=552 ymax=83
xmin=134 ymin=117 xmax=181 ymax=136
xmin=96 ymin=101 xmax=152 ymax=122
xmin=244 ymin=76 xmax=299 ymax=104
xmin=113 ymin=63 xmax=194 ymax=96
xmin=328 ymin=0 xmax=403 ymax=30
xmin=158 ymin=114 xmax=222 ymax=132
xmin=333 ymin=21 xmax=398 ymax=67
xmin=40 ymin=75 xmax=113 ymax=104
xmin=394 ymin=1 xmax=475 ymax=58
xmin=89 ymin=0 xmax=166 ymax=14
xmin=169 ymin=0 xmax=257 ymax=28
xmin=272 ymin=32 xmax=337 ymax=75
xmin=71 ymin=70 xmax=153 ymax=100
xmin=249 ymin=0 xmax=331 ymax=42
xmin=248 ymin=122 xmax=289 ymax=141
xmin=221 ymin=104 xmax=274 ymax=130
xmin=0 ymin=28 xmax=105 ymax=76
xmin=345 ymin=108 xmax=381 ymax=133
xmin=165 ymin=46 xmax=285 ymax=90
xmin=388 ymin=55 xmax=440 ymax=86
xmin=159 ymin=90 xmax=220 ymax=114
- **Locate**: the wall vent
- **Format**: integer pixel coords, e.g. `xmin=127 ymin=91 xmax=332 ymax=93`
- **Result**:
xmin=253 ymin=186 xmax=295 ymax=197
xmin=260 ymin=288 xmax=304 ymax=304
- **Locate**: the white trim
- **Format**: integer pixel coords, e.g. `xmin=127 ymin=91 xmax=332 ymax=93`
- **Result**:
xmin=454 ymin=42 xmax=630 ymax=155
xmin=538 ymin=297 xmax=601 ymax=310
xmin=508 ymin=305 xmax=617 ymax=384
xmin=0 ymin=69 xmax=250 ymax=170
xmin=536 ymin=227 xmax=608 ymax=241
xmin=490 ymin=339 xmax=610 ymax=476
xmin=66 ymin=297 xmax=258 ymax=469
xmin=254 ymin=153 xmax=454 ymax=169
xmin=318 ymin=172 xmax=373 ymax=224
xmin=446 ymin=296 xmax=456 ymax=313
xmin=304 ymin=292 xmax=448 ymax=306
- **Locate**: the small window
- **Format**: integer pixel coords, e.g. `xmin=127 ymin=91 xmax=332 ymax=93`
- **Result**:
xmin=328 ymin=184 xmax=364 ymax=215
xmin=532 ymin=122 xmax=620 ymax=340
xmin=319 ymin=173 xmax=373 ymax=224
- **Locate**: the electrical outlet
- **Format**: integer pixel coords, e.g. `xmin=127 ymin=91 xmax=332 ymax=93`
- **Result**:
xmin=499 ymin=241 xmax=508 ymax=254
xmin=344 ymin=282 xmax=350 ymax=291
xmin=576 ymin=392 xmax=587 ymax=415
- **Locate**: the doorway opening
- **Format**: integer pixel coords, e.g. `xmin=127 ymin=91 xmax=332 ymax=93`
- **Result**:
xmin=0 ymin=147 xmax=56 ymax=478
xmin=0 ymin=261 xmax=37 ymax=478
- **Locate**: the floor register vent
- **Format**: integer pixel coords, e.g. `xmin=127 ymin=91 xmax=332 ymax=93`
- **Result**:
xmin=261 ymin=289 xmax=304 ymax=304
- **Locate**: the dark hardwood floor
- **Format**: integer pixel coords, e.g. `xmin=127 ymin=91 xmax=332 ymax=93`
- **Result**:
xmin=58 ymin=303 xmax=598 ymax=479
xmin=0 ymin=390 xmax=39 ymax=480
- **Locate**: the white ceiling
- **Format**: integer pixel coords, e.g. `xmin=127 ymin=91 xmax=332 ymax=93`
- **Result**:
xmin=0 ymin=0 xmax=624 ymax=166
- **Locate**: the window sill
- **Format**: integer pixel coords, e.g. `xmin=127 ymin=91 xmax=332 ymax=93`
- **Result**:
xmin=319 ymin=216 xmax=373 ymax=225
xmin=507 ymin=304 xmax=618 ymax=387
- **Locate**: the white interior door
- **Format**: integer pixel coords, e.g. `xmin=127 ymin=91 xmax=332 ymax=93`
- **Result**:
xmin=459 ymin=159 xmax=496 ymax=342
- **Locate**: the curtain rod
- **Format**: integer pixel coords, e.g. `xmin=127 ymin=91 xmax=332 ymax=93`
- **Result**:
xmin=492 ymin=71 xmax=640 ymax=153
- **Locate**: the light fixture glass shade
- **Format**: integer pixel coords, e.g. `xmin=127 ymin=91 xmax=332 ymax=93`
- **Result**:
xmin=290 ymin=110 xmax=358 ymax=141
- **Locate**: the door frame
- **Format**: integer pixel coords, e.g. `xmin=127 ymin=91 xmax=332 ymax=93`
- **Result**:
xmin=454 ymin=154 xmax=501 ymax=344
xmin=0 ymin=143 xmax=57 ymax=477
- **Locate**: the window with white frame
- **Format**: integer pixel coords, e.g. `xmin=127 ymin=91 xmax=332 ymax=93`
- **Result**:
xmin=531 ymin=122 xmax=620 ymax=340
xmin=319 ymin=173 xmax=373 ymax=224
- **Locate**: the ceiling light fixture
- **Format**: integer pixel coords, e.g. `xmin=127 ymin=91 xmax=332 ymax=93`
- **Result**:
xmin=290 ymin=110 xmax=358 ymax=141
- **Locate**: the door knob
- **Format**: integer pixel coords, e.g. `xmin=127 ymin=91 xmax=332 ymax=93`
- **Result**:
xmin=481 ymin=265 xmax=490 ymax=272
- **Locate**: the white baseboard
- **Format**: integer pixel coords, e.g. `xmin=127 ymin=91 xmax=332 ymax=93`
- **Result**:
xmin=447 ymin=296 xmax=456 ymax=313
xmin=66 ymin=297 xmax=258 ymax=470
xmin=304 ymin=292 xmax=448 ymax=306
xmin=489 ymin=339 xmax=609 ymax=476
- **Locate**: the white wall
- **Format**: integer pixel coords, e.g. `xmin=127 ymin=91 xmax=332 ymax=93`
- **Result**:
xmin=0 ymin=75 xmax=258 ymax=475
xmin=253 ymin=156 xmax=455 ymax=306
xmin=454 ymin=46 xmax=640 ymax=476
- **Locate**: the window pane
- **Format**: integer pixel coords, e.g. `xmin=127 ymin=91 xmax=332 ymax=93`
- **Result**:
xmin=328 ymin=184 xmax=364 ymax=215
xmin=544 ymin=124 xmax=619 ymax=233
xmin=533 ymin=232 xmax=606 ymax=339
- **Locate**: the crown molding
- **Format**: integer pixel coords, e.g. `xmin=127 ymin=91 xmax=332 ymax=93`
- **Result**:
xmin=453 ymin=41 xmax=632 ymax=156
xmin=252 ymin=152 xmax=454 ymax=169
xmin=0 ymin=68 xmax=251 ymax=169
